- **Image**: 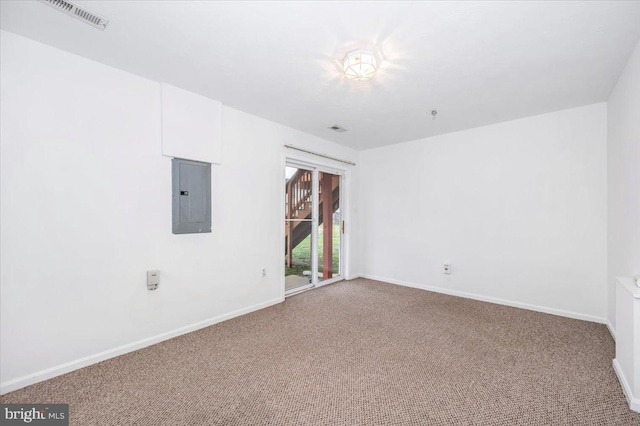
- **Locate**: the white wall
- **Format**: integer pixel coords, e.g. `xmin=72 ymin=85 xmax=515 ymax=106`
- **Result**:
xmin=360 ymin=103 xmax=608 ymax=321
xmin=0 ymin=31 xmax=359 ymax=392
xmin=607 ymin=39 xmax=640 ymax=332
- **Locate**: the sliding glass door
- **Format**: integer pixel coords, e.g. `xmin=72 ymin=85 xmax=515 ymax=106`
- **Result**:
xmin=284 ymin=162 xmax=342 ymax=293
xmin=284 ymin=166 xmax=314 ymax=292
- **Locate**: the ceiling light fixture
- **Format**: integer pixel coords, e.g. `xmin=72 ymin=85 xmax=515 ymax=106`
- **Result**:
xmin=342 ymin=49 xmax=378 ymax=81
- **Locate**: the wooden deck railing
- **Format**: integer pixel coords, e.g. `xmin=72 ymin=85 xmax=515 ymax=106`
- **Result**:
xmin=286 ymin=169 xmax=312 ymax=220
xmin=285 ymin=170 xmax=340 ymax=270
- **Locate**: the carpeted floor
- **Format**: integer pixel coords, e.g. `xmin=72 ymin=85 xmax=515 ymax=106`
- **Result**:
xmin=2 ymin=278 xmax=639 ymax=425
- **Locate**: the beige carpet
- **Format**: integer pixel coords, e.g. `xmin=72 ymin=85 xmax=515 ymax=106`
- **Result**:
xmin=2 ymin=278 xmax=639 ymax=425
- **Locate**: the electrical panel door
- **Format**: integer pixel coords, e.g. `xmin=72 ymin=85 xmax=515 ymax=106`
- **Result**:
xmin=172 ymin=158 xmax=211 ymax=234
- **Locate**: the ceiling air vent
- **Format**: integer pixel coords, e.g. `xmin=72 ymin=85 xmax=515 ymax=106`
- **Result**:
xmin=329 ymin=125 xmax=348 ymax=133
xmin=38 ymin=0 xmax=109 ymax=31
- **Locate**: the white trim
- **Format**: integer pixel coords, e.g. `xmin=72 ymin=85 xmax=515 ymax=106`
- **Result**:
xmin=283 ymin=144 xmax=356 ymax=166
xmin=285 ymin=283 xmax=313 ymax=296
xmin=284 ymin=152 xmax=349 ymax=176
xmin=285 ymin=285 xmax=314 ymax=298
xmin=618 ymin=276 xmax=640 ymax=299
xmin=359 ymin=274 xmax=608 ymax=324
xmin=613 ymin=358 xmax=640 ymax=412
xmin=311 ymin=167 xmax=319 ymax=285
xmin=0 ymin=296 xmax=284 ymax=395
xmin=342 ymin=173 xmax=350 ymax=279
xmin=606 ymin=320 xmax=616 ymax=341
xmin=284 ymin=277 xmax=345 ymax=297
xmin=280 ymin=156 xmax=286 ymax=300
xmin=315 ymin=277 xmax=344 ymax=288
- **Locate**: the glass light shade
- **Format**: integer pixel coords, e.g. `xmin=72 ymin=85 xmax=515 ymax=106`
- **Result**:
xmin=342 ymin=49 xmax=378 ymax=81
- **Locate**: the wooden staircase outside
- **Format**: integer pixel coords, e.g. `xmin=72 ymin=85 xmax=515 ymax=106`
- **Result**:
xmin=285 ymin=169 xmax=340 ymax=278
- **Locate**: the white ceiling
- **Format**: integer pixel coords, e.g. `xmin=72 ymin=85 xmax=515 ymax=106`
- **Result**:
xmin=2 ymin=1 xmax=640 ymax=151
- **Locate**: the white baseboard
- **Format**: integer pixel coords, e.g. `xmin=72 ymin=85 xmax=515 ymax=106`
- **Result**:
xmin=613 ymin=358 xmax=640 ymax=412
xmin=359 ymin=274 xmax=607 ymax=324
xmin=0 ymin=296 xmax=284 ymax=395
xmin=606 ymin=320 xmax=616 ymax=341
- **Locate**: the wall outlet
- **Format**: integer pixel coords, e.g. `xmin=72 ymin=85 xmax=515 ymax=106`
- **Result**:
xmin=443 ymin=264 xmax=451 ymax=274
xmin=147 ymin=270 xmax=160 ymax=290
xmin=262 ymin=268 xmax=267 ymax=278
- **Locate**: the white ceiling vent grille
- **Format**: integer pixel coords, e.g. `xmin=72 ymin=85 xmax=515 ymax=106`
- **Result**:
xmin=38 ymin=0 xmax=109 ymax=30
xmin=329 ymin=125 xmax=348 ymax=133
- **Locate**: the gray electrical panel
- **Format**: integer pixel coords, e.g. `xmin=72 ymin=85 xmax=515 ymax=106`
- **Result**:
xmin=172 ymin=158 xmax=211 ymax=234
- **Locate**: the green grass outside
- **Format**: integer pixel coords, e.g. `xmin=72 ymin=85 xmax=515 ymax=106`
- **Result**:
xmin=285 ymin=223 xmax=340 ymax=276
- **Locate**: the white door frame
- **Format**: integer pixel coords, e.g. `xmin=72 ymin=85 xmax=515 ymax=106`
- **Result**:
xmin=282 ymin=154 xmax=350 ymax=296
